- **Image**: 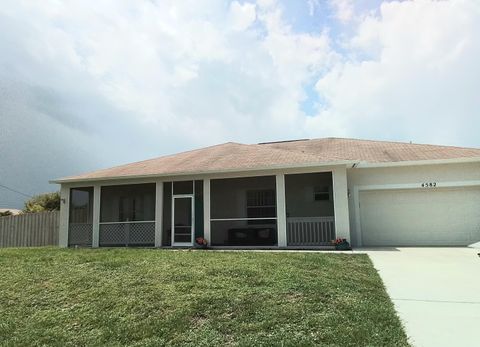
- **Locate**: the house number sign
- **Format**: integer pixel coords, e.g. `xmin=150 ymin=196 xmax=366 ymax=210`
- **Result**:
xmin=421 ymin=182 xmax=437 ymax=188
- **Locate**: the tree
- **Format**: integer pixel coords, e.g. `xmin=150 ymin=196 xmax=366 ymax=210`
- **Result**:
xmin=24 ymin=192 xmax=61 ymax=213
xmin=0 ymin=210 xmax=13 ymax=217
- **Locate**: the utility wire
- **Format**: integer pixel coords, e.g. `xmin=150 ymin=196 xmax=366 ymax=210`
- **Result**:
xmin=0 ymin=183 xmax=33 ymax=198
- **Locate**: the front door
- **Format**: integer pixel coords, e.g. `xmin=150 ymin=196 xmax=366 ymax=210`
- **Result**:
xmin=172 ymin=195 xmax=194 ymax=246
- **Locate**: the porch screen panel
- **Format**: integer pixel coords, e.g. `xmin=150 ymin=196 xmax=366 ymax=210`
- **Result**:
xmin=210 ymin=176 xmax=277 ymax=246
xmin=99 ymin=183 xmax=155 ymax=247
xmin=173 ymin=181 xmax=193 ymax=195
xmin=285 ymin=172 xmax=335 ymax=246
xmin=285 ymin=172 xmax=333 ymax=218
xmin=101 ymin=183 xmax=155 ymax=222
xmin=69 ymin=187 xmax=93 ymax=247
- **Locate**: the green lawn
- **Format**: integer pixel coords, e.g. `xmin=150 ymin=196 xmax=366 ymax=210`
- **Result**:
xmin=0 ymin=248 xmax=408 ymax=346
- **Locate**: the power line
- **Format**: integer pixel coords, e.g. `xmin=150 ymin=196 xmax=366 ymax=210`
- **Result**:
xmin=0 ymin=183 xmax=32 ymax=198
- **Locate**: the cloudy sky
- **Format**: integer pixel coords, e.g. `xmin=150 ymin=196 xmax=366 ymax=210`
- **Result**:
xmin=1 ymin=0 xmax=479 ymax=208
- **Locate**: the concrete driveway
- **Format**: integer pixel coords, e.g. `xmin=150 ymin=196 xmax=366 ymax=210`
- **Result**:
xmin=364 ymin=247 xmax=480 ymax=347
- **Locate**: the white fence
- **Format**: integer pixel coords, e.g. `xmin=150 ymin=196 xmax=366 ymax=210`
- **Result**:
xmin=287 ymin=216 xmax=335 ymax=246
xmin=0 ymin=211 xmax=59 ymax=248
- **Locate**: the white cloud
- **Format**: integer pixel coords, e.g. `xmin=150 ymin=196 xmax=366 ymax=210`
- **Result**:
xmin=307 ymin=0 xmax=320 ymax=16
xmin=308 ymin=0 xmax=480 ymax=146
xmin=1 ymin=0 xmax=480 ymax=207
xmin=329 ymin=0 xmax=354 ymax=23
xmin=229 ymin=1 xmax=257 ymax=31
xmin=0 ymin=0 xmax=336 ymax=206
xmin=256 ymin=0 xmax=277 ymax=10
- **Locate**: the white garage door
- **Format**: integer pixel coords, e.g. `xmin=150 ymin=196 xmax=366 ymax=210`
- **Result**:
xmin=360 ymin=187 xmax=480 ymax=246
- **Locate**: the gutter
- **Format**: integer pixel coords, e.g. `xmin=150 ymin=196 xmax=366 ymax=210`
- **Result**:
xmin=353 ymin=156 xmax=480 ymax=168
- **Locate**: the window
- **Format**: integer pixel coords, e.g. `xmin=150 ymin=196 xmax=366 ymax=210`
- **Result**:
xmin=314 ymin=186 xmax=331 ymax=201
xmin=247 ymin=189 xmax=275 ymax=223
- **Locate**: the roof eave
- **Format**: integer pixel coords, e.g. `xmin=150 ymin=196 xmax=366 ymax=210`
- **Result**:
xmin=50 ymin=160 xmax=357 ymax=184
xmin=50 ymin=156 xmax=480 ymax=185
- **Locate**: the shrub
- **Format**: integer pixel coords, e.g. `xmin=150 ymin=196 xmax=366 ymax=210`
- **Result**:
xmin=24 ymin=192 xmax=60 ymax=213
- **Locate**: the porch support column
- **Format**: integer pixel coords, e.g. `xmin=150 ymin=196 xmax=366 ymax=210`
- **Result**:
xmin=58 ymin=184 xmax=70 ymax=247
xmin=332 ymin=166 xmax=351 ymax=241
xmin=276 ymin=174 xmax=287 ymax=247
xmin=92 ymin=184 xmax=101 ymax=248
xmin=154 ymin=181 xmax=163 ymax=247
xmin=203 ymin=179 xmax=211 ymax=243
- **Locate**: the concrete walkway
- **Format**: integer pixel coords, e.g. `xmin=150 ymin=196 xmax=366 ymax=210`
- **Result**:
xmin=364 ymin=248 xmax=480 ymax=347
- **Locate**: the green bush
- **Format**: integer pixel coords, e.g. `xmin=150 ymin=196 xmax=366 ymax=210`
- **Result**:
xmin=23 ymin=192 xmax=60 ymax=213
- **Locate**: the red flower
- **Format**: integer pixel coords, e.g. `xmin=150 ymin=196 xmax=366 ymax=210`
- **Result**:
xmin=195 ymin=237 xmax=208 ymax=245
xmin=333 ymin=238 xmax=347 ymax=245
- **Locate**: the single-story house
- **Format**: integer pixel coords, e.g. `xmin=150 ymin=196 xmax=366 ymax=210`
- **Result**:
xmin=52 ymin=137 xmax=480 ymax=249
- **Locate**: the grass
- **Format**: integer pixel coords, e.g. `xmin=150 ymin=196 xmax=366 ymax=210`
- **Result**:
xmin=0 ymin=248 xmax=408 ymax=346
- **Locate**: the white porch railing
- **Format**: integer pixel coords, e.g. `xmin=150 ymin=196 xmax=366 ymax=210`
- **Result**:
xmin=287 ymin=217 xmax=335 ymax=246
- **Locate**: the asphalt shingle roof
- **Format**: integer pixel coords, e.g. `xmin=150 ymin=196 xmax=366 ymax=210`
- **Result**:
xmin=262 ymin=138 xmax=480 ymax=162
xmin=56 ymin=138 xmax=480 ymax=182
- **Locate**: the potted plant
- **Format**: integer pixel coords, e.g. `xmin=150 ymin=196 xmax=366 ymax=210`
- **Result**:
xmin=194 ymin=237 xmax=208 ymax=249
xmin=333 ymin=238 xmax=351 ymax=250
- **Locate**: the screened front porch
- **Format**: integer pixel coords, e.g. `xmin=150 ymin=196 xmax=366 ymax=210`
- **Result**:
xmin=65 ymin=171 xmax=339 ymax=249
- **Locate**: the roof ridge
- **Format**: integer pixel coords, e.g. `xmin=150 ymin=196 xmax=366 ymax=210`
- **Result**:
xmin=246 ymin=142 xmax=346 ymax=161
xmin=309 ymin=137 xmax=480 ymax=150
xmin=258 ymin=139 xmax=310 ymax=145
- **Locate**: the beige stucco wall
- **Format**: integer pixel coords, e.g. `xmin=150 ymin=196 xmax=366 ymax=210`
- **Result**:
xmin=347 ymin=162 xmax=480 ymax=246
